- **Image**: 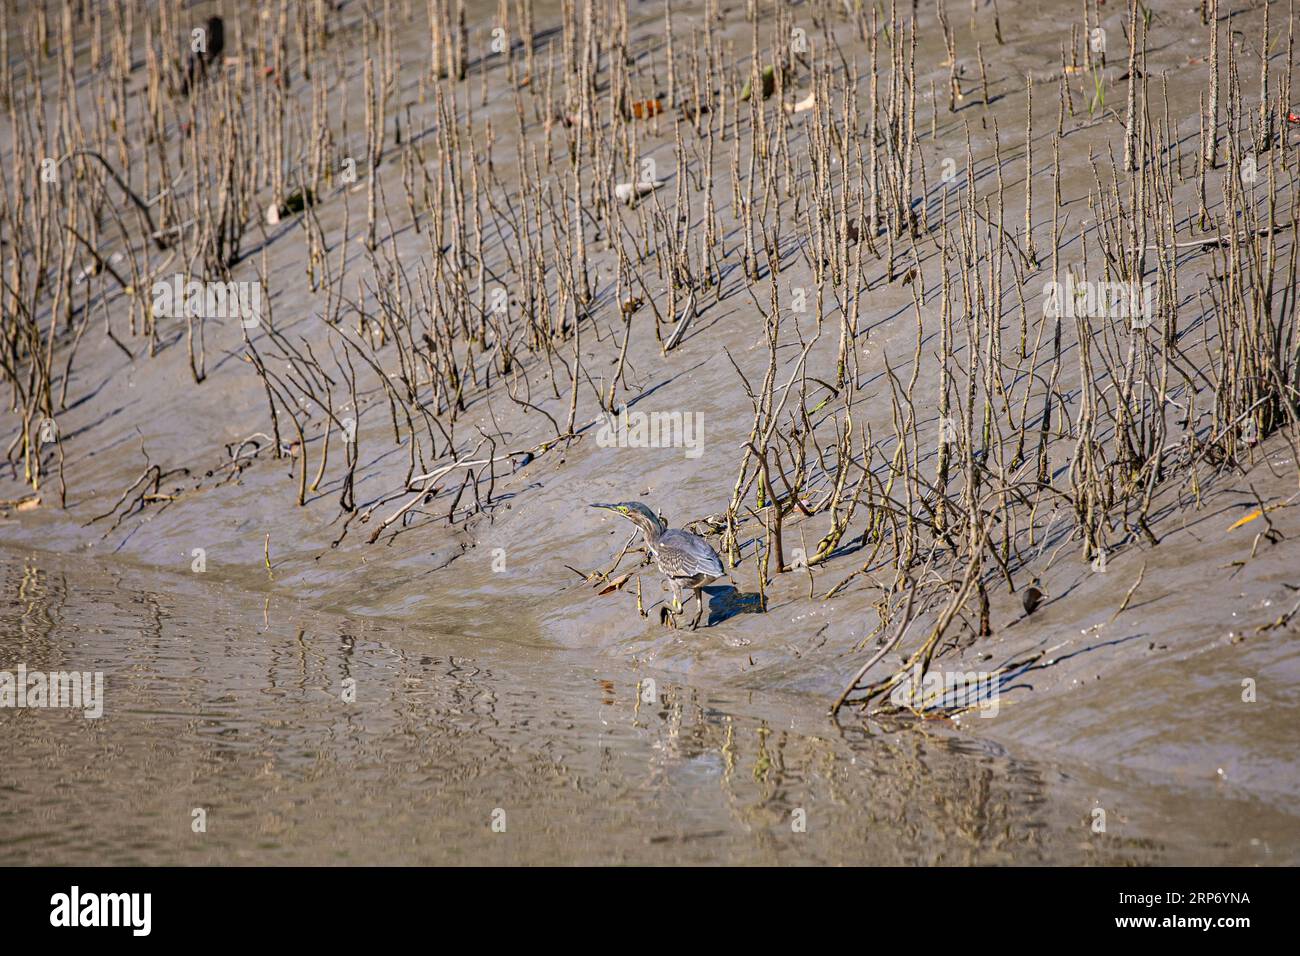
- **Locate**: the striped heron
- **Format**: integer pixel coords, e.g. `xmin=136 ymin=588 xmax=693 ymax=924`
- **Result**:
xmin=589 ymin=502 xmax=725 ymax=629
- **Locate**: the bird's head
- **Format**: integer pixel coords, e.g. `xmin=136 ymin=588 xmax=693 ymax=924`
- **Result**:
xmin=589 ymin=501 xmax=667 ymax=537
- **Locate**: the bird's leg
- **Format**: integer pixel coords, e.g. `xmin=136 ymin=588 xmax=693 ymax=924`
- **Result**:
xmin=690 ymin=588 xmax=705 ymax=630
xmin=657 ymin=582 xmax=679 ymax=627
xmin=670 ymin=580 xmax=691 ymax=632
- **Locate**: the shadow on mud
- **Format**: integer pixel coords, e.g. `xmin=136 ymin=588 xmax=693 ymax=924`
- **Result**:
xmin=706 ymin=585 xmax=765 ymax=626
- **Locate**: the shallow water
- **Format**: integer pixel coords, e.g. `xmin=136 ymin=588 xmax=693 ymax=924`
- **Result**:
xmin=0 ymin=546 xmax=1293 ymax=865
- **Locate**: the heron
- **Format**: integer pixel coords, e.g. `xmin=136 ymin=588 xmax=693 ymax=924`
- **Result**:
xmin=589 ymin=502 xmax=725 ymax=629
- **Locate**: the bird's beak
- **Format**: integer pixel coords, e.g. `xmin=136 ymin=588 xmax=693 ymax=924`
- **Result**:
xmin=589 ymin=503 xmax=615 ymax=512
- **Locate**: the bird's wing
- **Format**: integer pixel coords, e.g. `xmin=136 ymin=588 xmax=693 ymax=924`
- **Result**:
xmin=658 ymin=529 xmax=725 ymax=579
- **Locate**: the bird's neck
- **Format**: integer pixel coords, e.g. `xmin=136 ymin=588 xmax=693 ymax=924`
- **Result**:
xmin=639 ymin=521 xmax=662 ymax=549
